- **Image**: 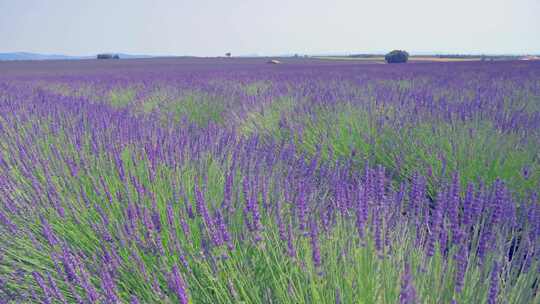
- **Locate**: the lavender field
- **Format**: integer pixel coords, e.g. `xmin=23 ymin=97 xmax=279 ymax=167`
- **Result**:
xmin=0 ymin=58 xmax=539 ymax=303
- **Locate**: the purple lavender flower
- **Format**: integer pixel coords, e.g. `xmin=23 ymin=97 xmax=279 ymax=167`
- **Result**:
xmin=408 ymin=172 xmax=423 ymax=218
xmin=249 ymin=188 xmax=263 ymax=242
xmin=168 ymin=264 xmax=189 ymax=304
xmin=142 ymin=206 xmax=155 ymax=237
xmin=448 ymin=172 xmax=461 ymax=244
xmin=61 ymin=246 xmax=79 ymax=284
xmin=376 ymin=164 xmax=385 ymax=202
xmin=221 ymin=171 xmax=233 ymax=211
xmin=476 ymin=227 xmax=493 ymax=265
xmin=487 ymin=262 xmax=499 ymax=304
xmin=151 ymin=208 xmax=162 ymax=233
xmin=399 ymin=262 xmax=417 ymax=304
xmin=46 ymin=185 xmax=66 ymax=218
xmin=100 ymin=268 xmax=119 ymax=304
xmin=94 ymin=202 xmax=110 ymax=227
xmin=490 ymin=179 xmax=504 ymax=226
xmin=462 ymin=182 xmax=474 ymax=227
xmin=471 ymin=181 xmax=485 ymax=225
xmin=194 ymin=185 xmax=209 ymax=219
xmin=194 ymin=184 xmax=220 ymax=245
xmin=40 ymin=215 xmax=58 ymax=247
xmin=439 ymin=228 xmax=448 ymax=257
xmin=179 ymin=215 xmax=191 ymax=238
xmin=80 ymin=270 xmax=100 ymax=302
xmin=296 ymin=182 xmax=308 ymax=231
xmin=0 ymin=210 xmax=17 ymax=233
xmin=276 ymin=200 xmax=287 ymax=242
xmin=100 ymin=175 xmax=114 ymax=205
xmin=130 ymin=295 xmax=140 ymax=304
xmin=335 ymin=288 xmax=341 ymax=304
xmin=286 ymin=222 xmax=296 ymax=258
xmin=215 ymin=210 xmax=232 ymax=249
xmin=32 ymin=271 xmax=52 ymax=304
xmin=166 ymin=202 xmax=176 ymax=228
xmin=355 ymin=187 xmax=367 ymax=239
xmin=454 ymin=242 xmax=468 ymax=293
xmin=46 ymin=272 xmax=67 ymax=304
xmin=521 ymin=166 xmax=530 ymax=180
xmin=373 ymin=209 xmax=383 ymax=254
xmin=427 ymin=190 xmax=444 ymax=257
xmin=310 ymin=219 xmax=321 ymax=268
xmin=242 ymin=177 xmax=262 ymax=241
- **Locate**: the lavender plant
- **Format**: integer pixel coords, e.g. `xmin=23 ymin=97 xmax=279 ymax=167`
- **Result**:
xmin=0 ymin=59 xmax=539 ymax=303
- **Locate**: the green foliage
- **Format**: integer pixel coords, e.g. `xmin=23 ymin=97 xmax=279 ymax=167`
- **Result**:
xmin=239 ymin=96 xmax=295 ymax=135
xmin=166 ymin=94 xmax=225 ymax=126
xmin=272 ymin=102 xmax=538 ymax=195
xmin=385 ymin=50 xmax=409 ymax=63
xmin=109 ymin=88 xmax=136 ymax=108
xmin=142 ymin=90 xmax=226 ymax=126
xmin=244 ymin=81 xmax=272 ymax=96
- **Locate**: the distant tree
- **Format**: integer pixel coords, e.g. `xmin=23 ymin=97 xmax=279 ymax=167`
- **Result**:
xmin=97 ymin=54 xmax=120 ymax=60
xmin=225 ymin=52 xmax=231 ymax=57
xmin=384 ymin=50 xmax=409 ymax=63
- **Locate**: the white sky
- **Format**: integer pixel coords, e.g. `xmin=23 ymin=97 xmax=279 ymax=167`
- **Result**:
xmin=1 ymin=0 xmax=539 ymax=56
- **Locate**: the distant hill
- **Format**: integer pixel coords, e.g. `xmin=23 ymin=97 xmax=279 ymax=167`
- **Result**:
xmin=0 ymin=52 xmax=85 ymax=61
xmin=0 ymin=52 xmax=154 ymax=61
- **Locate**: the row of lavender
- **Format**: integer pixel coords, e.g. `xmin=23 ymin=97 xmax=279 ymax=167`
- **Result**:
xmin=22 ymin=59 xmax=540 ymax=193
xmin=1 ymin=60 xmax=539 ymax=303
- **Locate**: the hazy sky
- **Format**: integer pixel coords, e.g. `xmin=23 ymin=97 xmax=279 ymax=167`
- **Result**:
xmin=1 ymin=0 xmax=539 ymax=56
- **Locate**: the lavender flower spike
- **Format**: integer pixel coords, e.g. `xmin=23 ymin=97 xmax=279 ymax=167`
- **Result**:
xmin=399 ymin=262 xmax=417 ymax=304
xmin=169 ymin=264 xmax=189 ymax=304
